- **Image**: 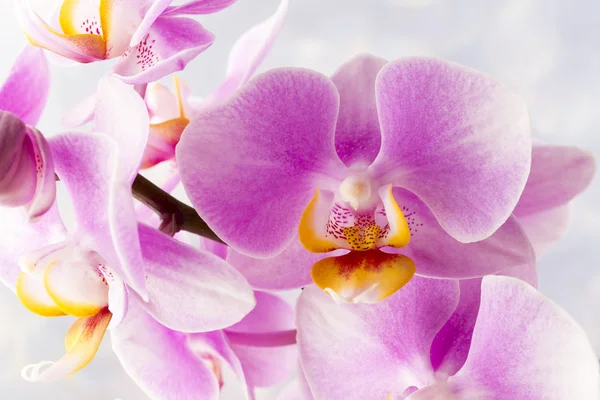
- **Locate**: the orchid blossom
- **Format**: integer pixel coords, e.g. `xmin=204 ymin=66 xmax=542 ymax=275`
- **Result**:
xmin=0 ymin=46 xmax=55 ymax=221
xmin=15 ymin=0 xmax=238 ymax=84
xmin=178 ymin=54 xmax=534 ymax=303
xmin=0 ymin=77 xmax=255 ymax=383
xmin=296 ymin=275 xmax=600 ymax=400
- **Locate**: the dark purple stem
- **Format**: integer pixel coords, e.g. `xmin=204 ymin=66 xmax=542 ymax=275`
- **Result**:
xmin=131 ymin=174 xmax=224 ymax=243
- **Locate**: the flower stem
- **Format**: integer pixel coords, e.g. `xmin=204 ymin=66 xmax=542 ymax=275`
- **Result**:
xmin=131 ymin=174 xmax=224 ymax=243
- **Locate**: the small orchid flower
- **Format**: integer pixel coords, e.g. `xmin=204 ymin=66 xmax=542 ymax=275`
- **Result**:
xmin=0 ymin=77 xmax=255 ymax=382
xmin=0 ymin=46 xmax=54 ymax=221
xmin=178 ymin=54 xmax=533 ymax=303
xmin=14 ymin=0 xmax=238 ymax=84
xmin=296 ymin=275 xmax=600 ymax=400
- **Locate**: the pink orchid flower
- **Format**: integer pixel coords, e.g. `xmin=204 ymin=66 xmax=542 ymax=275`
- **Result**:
xmin=15 ymin=0 xmax=238 ymax=84
xmin=178 ymin=54 xmax=534 ymax=303
xmin=0 ymin=46 xmax=55 ymax=221
xmin=296 ymin=275 xmax=600 ymax=400
xmin=0 ymin=77 xmax=254 ymax=383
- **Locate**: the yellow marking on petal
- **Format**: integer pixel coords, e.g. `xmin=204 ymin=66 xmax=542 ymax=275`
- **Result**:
xmin=311 ymin=250 xmax=415 ymax=303
xmin=43 ymin=264 xmax=105 ymax=319
xmin=142 ymin=117 xmax=190 ymax=168
xmin=173 ymin=75 xmax=187 ymax=118
xmin=16 ymin=271 xmax=66 ymax=317
xmin=21 ymin=309 xmax=112 ymax=381
xmin=60 ymin=0 xmax=89 ymax=35
xmin=344 ymin=224 xmax=381 ymax=251
xmin=380 ymin=185 xmax=411 ymax=248
xmin=299 ymin=189 xmax=340 ymax=253
xmin=64 ymin=309 xmax=111 ymax=374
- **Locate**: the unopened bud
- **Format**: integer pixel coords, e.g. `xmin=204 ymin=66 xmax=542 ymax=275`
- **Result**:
xmin=0 ymin=110 xmax=55 ymax=221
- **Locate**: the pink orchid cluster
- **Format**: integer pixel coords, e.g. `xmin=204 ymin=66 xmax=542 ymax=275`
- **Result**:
xmin=0 ymin=1 xmax=598 ymax=399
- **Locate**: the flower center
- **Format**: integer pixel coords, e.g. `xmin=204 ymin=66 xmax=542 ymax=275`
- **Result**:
xmin=16 ymin=241 xmax=110 ymax=319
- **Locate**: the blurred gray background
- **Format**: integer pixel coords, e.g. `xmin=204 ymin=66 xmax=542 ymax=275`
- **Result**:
xmin=1 ymin=0 xmax=599 ymax=398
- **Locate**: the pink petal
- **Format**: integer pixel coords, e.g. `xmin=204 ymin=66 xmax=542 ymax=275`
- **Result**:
xmin=201 ymin=0 xmax=288 ymax=107
xmin=450 ymin=276 xmax=599 ymax=399
xmin=177 ymin=69 xmax=346 ymax=258
xmin=226 ymin=237 xmax=332 ymax=290
xmin=162 ymin=0 xmax=238 ymax=16
xmin=112 ymin=15 xmax=214 ymax=84
xmin=277 ymin=370 xmax=315 ymax=400
xmin=514 ymin=144 xmax=595 ymax=216
xmin=0 ymin=112 xmax=37 ymax=207
xmin=371 ymin=58 xmax=531 ymax=243
xmin=137 ymin=224 xmax=255 ymax=332
xmin=50 ymin=132 xmax=147 ymax=299
xmin=389 ymin=188 xmax=535 ymax=279
xmin=0 ymin=45 xmax=50 ymax=125
xmin=430 ymin=260 xmax=538 ymax=378
xmin=331 ymin=53 xmax=387 ymax=166
xmin=517 ymin=204 xmax=571 ymax=256
xmin=14 ymin=0 xmax=106 ymax=63
xmin=225 ymin=291 xmax=296 ymax=388
xmin=111 ymin=297 xmax=220 ymax=400
xmin=23 ymin=126 xmax=56 ymax=222
xmin=0 ymin=204 xmax=66 ymax=291
xmin=128 ymin=0 xmax=174 ymax=47
xmin=94 ymin=76 xmax=149 ymax=182
xmin=297 ymin=278 xmax=460 ymax=399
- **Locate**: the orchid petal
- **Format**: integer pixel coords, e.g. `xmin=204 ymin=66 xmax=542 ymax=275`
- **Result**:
xmin=227 ymin=237 xmax=327 ymax=290
xmin=137 ymin=224 xmax=255 ymax=332
xmin=331 ymin=53 xmax=387 ymax=166
xmin=145 ymin=81 xmax=180 ymax=122
xmin=297 ymin=278 xmax=460 ymax=399
xmin=450 ymin=276 xmax=600 ymax=399
xmin=142 ymin=117 xmax=189 ymax=168
xmin=50 ymin=132 xmax=147 ymax=298
xmin=111 ymin=298 xmax=219 ymax=400
xmin=0 ymin=46 xmax=49 ymax=125
xmin=99 ymin=0 xmax=155 ymax=57
xmin=371 ymin=58 xmax=531 ymax=243
xmin=16 ymin=270 xmax=66 ymax=317
xmin=94 ymin=76 xmax=149 ymax=182
xmin=163 ymin=0 xmax=237 ymax=16
xmin=226 ymin=291 xmax=296 ymax=388
xmin=430 ymin=261 xmax=538 ymax=377
xmin=189 ymin=330 xmax=251 ymax=397
xmin=126 ymin=0 xmax=173 ymax=47
xmin=388 ymin=188 xmax=535 ymax=279
xmin=178 ymin=68 xmax=346 ymax=257
xmin=0 ymin=112 xmax=37 ymax=207
xmin=112 ymin=15 xmax=214 ymax=84
xmin=15 ymin=0 xmax=106 ymax=63
xmin=23 ymin=126 xmax=56 ymax=222
xmin=43 ymin=260 xmax=109 ymax=318
xmin=201 ymin=0 xmax=288 ymax=107
xmin=0 ymin=204 xmax=66 ymax=291
xmin=517 ymin=204 xmax=571 ymax=257
xmin=22 ymin=309 xmax=112 ymax=382
xmin=515 ymin=145 xmax=595 ymax=216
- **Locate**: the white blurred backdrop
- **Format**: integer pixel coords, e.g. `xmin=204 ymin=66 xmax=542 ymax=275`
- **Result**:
xmin=1 ymin=0 xmax=599 ymax=398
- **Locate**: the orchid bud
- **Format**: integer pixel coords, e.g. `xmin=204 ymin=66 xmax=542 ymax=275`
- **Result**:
xmin=0 ymin=110 xmax=55 ymax=221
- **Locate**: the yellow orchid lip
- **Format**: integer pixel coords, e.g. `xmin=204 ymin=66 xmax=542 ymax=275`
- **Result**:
xmin=311 ymin=250 xmax=416 ymax=304
xmin=299 ymin=181 xmax=415 ymax=302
